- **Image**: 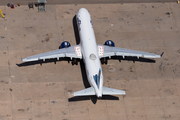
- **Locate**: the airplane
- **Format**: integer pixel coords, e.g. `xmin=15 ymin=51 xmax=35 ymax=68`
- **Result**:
xmin=22 ymin=8 xmax=163 ymax=98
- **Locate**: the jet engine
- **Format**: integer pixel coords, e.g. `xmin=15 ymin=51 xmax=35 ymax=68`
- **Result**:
xmin=104 ymin=40 xmax=115 ymax=47
xmin=59 ymin=41 xmax=71 ymax=49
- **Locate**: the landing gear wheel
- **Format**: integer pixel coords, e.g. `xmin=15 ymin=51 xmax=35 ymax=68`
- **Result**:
xmin=72 ymin=59 xmax=78 ymax=65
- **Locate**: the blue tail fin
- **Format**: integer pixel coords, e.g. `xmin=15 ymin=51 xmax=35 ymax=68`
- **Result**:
xmin=93 ymin=68 xmax=101 ymax=89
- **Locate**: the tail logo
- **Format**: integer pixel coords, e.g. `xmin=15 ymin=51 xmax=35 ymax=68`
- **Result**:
xmin=93 ymin=68 xmax=101 ymax=89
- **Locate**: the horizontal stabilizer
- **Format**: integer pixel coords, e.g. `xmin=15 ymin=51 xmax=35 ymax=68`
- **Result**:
xmin=103 ymin=86 xmax=126 ymax=95
xmin=73 ymin=86 xmax=126 ymax=97
xmin=74 ymin=87 xmax=95 ymax=96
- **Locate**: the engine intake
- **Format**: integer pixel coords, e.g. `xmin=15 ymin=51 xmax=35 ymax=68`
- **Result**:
xmin=104 ymin=40 xmax=115 ymax=47
xmin=59 ymin=41 xmax=71 ymax=49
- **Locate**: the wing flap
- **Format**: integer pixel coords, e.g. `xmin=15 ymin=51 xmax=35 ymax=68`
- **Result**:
xmin=103 ymin=86 xmax=126 ymax=95
xmin=74 ymin=87 xmax=95 ymax=96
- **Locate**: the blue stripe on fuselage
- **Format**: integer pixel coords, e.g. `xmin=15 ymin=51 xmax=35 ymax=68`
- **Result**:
xmin=93 ymin=68 xmax=101 ymax=89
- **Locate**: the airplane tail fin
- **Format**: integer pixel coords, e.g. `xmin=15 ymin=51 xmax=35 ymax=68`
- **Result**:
xmin=73 ymin=86 xmax=125 ymax=96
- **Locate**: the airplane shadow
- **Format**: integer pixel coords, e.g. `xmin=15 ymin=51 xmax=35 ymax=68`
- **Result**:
xmin=110 ymin=56 xmax=155 ymax=63
xmin=73 ymin=15 xmax=80 ymax=45
xmin=17 ymin=15 xmax=156 ymax=104
xmin=68 ymin=95 xmax=119 ymax=104
xmin=16 ymin=56 xmax=154 ymax=67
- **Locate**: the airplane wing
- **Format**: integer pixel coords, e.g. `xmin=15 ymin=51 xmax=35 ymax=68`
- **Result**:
xmin=22 ymin=45 xmax=82 ymax=62
xmin=98 ymin=45 xmax=163 ymax=59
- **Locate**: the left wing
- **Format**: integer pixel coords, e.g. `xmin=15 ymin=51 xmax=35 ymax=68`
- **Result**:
xmin=98 ymin=45 xmax=163 ymax=59
xmin=22 ymin=45 xmax=82 ymax=62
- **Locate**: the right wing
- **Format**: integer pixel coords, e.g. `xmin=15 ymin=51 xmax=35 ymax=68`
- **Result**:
xmin=98 ymin=45 xmax=163 ymax=59
xmin=22 ymin=45 xmax=82 ymax=62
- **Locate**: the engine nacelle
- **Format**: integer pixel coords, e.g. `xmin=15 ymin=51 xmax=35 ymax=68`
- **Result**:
xmin=59 ymin=41 xmax=71 ymax=49
xmin=104 ymin=40 xmax=115 ymax=47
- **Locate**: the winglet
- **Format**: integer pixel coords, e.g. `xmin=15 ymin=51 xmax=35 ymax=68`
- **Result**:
xmin=160 ymin=52 xmax=164 ymax=57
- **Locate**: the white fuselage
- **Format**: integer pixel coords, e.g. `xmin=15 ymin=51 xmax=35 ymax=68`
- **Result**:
xmin=76 ymin=8 xmax=103 ymax=98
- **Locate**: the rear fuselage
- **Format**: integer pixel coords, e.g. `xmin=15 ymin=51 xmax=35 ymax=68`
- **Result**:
xmin=76 ymin=8 xmax=103 ymax=98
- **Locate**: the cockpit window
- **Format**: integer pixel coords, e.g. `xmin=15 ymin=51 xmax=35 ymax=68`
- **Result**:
xmin=89 ymin=53 xmax=96 ymax=60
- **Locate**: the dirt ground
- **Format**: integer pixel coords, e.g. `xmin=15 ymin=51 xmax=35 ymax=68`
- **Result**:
xmin=0 ymin=2 xmax=180 ymax=120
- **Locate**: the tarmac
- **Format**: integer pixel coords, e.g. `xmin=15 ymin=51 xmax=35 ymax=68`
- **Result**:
xmin=0 ymin=0 xmax=177 ymax=5
xmin=0 ymin=2 xmax=180 ymax=120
